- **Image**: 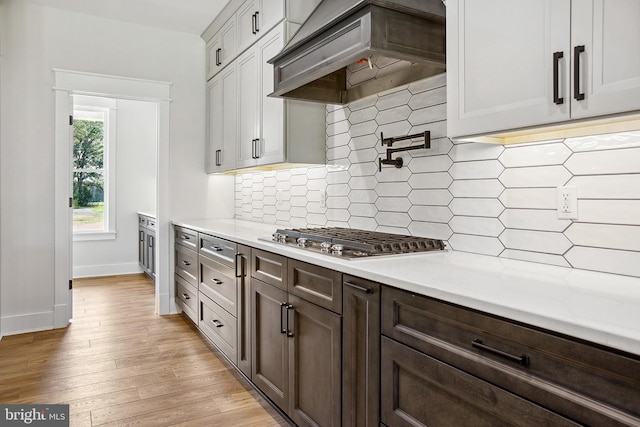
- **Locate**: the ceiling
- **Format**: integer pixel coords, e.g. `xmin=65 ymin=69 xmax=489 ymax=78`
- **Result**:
xmin=25 ymin=0 xmax=232 ymax=35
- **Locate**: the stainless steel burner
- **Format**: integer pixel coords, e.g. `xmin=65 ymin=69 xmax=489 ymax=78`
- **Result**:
xmin=263 ymin=227 xmax=446 ymax=259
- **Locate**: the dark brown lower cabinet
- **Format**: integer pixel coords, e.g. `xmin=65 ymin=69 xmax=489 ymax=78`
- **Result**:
xmin=236 ymin=244 xmax=252 ymax=378
xmin=251 ymin=278 xmax=342 ymax=427
xmin=342 ymin=276 xmax=380 ymax=427
xmin=381 ymin=337 xmax=580 ymax=427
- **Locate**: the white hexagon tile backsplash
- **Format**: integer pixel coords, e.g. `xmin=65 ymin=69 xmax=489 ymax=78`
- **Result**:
xmin=235 ymin=74 xmax=640 ymax=278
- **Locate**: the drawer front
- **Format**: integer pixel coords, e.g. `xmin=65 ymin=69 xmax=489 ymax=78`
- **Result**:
xmin=381 ymin=286 xmax=640 ymax=426
xmin=200 ymin=234 xmax=237 ymax=267
xmin=288 ymin=259 xmax=342 ymax=314
xmin=381 ymin=336 xmax=580 ymax=427
xmin=174 ymin=226 xmax=198 ymax=250
xmin=175 ymin=244 xmax=198 ymax=285
xmin=199 ymin=255 xmax=237 ymax=317
xmin=251 ymin=248 xmax=287 ymax=291
xmin=175 ymin=275 xmax=198 ymax=323
xmin=146 ymin=217 xmax=156 ymax=229
xmin=200 ymin=293 xmax=237 ymax=365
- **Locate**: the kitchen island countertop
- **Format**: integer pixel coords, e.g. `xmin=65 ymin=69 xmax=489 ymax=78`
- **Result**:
xmin=173 ymin=218 xmax=640 ymax=356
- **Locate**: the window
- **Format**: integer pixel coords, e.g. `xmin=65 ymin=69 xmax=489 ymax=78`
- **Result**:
xmin=72 ymin=96 xmax=117 ymax=240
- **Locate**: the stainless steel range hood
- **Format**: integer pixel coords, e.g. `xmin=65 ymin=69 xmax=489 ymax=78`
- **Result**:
xmin=267 ymin=0 xmax=446 ymax=104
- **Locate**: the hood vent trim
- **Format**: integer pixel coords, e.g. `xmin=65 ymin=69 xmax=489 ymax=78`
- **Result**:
xmin=268 ymin=0 xmax=446 ymax=104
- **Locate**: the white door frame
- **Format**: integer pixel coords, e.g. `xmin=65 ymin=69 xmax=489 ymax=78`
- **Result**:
xmin=53 ymin=69 xmax=173 ymax=325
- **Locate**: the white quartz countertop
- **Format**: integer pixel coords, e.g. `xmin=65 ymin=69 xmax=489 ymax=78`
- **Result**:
xmin=173 ymin=218 xmax=640 ymax=356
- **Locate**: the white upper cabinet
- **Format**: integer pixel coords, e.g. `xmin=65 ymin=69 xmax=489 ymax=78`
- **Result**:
xmin=237 ymin=0 xmax=285 ymax=55
xmin=206 ymin=64 xmax=237 ymax=173
xmin=571 ymin=0 xmax=640 ymax=120
xmin=447 ymin=0 xmax=640 ymax=141
xmin=206 ymin=19 xmax=237 ymax=80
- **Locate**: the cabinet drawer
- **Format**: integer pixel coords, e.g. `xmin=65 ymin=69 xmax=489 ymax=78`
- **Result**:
xmin=199 ymin=254 xmax=237 ymax=317
xmin=251 ymin=248 xmax=287 ymax=291
xmin=288 ymin=259 xmax=342 ymax=314
xmin=175 ymin=226 xmax=198 ymax=250
xmin=381 ymin=337 xmax=580 ymax=427
xmin=175 ymin=244 xmax=198 ymax=285
xmin=146 ymin=218 xmax=156 ymax=229
xmin=200 ymin=234 xmax=237 ymax=267
xmin=381 ymin=286 xmax=640 ymax=426
xmin=200 ymin=293 xmax=237 ymax=365
xmin=175 ymin=275 xmax=198 ymax=323
xmin=138 ymin=215 xmax=148 ymax=227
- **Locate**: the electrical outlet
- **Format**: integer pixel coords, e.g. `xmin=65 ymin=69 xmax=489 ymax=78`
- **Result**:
xmin=276 ymin=189 xmax=283 ymax=206
xmin=319 ymin=190 xmax=327 ymax=208
xmin=557 ymin=186 xmax=578 ymax=219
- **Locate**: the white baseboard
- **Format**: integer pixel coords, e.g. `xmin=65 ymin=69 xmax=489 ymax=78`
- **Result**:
xmin=73 ymin=262 xmax=142 ymax=278
xmin=1 ymin=311 xmax=55 ymax=336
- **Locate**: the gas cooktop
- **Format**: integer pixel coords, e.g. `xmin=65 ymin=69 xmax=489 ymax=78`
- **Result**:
xmin=261 ymin=227 xmax=446 ymax=259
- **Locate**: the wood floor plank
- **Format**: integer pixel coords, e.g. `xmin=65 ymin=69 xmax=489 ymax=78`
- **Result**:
xmin=0 ymin=274 xmax=289 ymax=426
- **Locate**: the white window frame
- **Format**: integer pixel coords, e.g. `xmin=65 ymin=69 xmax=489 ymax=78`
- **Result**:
xmin=72 ymin=96 xmax=117 ymax=241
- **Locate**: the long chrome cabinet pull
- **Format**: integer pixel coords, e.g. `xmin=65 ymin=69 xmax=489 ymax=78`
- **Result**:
xmin=215 ymin=149 xmax=221 ymax=167
xmin=286 ymin=304 xmax=294 ymax=337
xmin=215 ymin=48 xmax=222 ymax=66
xmin=553 ymin=51 xmax=564 ymax=105
xmin=344 ymin=281 xmax=372 ymax=294
xmin=280 ymin=302 xmax=287 ymax=333
xmin=574 ymin=45 xmax=585 ymax=101
xmin=472 ymin=339 xmax=530 ymax=366
xmin=235 ymin=253 xmax=243 ymax=278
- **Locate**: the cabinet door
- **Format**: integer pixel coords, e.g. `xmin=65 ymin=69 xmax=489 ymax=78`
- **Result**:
xmin=251 ymin=279 xmax=289 ymax=410
xmin=381 ymin=337 xmax=580 ymax=427
xmin=343 ymin=277 xmax=380 ymax=427
xmin=206 ymin=19 xmax=237 ymax=80
xmin=257 ymin=25 xmax=286 ymax=166
xmin=206 ymin=64 xmax=237 ymax=173
xmin=237 ymin=245 xmax=252 ymax=378
xmin=571 ymin=0 xmax=640 ymax=120
xmin=288 ymin=294 xmax=342 ymax=427
xmin=237 ymin=0 xmax=260 ymax=54
xmin=447 ymin=0 xmax=571 ymax=138
xmin=259 ymin=0 xmax=285 ymax=38
xmin=236 ymin=46 xmax=259 ymax=169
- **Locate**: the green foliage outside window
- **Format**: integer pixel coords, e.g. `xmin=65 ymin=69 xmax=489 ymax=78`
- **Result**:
xmin=73 ymin=119 xmax=104 ymax=208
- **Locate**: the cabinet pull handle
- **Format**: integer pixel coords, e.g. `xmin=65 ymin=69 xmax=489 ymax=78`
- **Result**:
xmin=251 ymin=13 xmax=257 ymax=34
xmin=210 ymin=245 xmax=223 ymax=252
xmin=254 ymin=11 xmax=259 ymax=33
xmin=286 ymin=304 xmax=294 ymax=337
xmin=344 ymin=281 xmax=372 ymax=294
xmin=212 ymin=319 xmax=224 ymax=328
xmin=472 ymin=339 xmax=530 ymax=366
xmin=181 ymin=293 xmax=190 ymax=300
xmin=148 ymin=235 xmax=154 ymax=247
xmin=182 ymin=235 xmax=191 ymax=240
xmin=235 ymin=253 xmax=242 ymax=278
xmin=140 ymin=230 xmax=144 ymax=242
xmin=211 ymin=278 xmax=223 ymax=285
xmin=553 ymin=51 xmax=564 ymax=105
xmin=280 ymin=302 xmax=287 ymax=334
xmin=573 ymin=45 xmax=585 ymax=101
xmin=215 ymin=149 xmax=221 ymax=166
xmin=182 ymin=260 xmax=191 ymax=266
xmin=215 ymin=48 xmax=222 ymax=66
xmin=252 ymin=139 xmax=260 ymax=159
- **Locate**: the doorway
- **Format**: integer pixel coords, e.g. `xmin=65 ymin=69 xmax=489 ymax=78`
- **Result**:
xmin=54 ymin=69 xmax=173 ymax=327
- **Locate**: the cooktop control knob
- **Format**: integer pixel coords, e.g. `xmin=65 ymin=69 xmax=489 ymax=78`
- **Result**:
xmin=320 ymin=242 xmax=332 ymax=252
xmin=297 ymin=238 xmax=308 ymax=248
xmin=331 ymin=244 xmax=344 ymax=255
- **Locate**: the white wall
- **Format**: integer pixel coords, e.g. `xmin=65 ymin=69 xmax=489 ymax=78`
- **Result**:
xmin=73 ymin=98 xmax=157 ymax=278
xmin=0 ymin=0 xmax=234 ymax=335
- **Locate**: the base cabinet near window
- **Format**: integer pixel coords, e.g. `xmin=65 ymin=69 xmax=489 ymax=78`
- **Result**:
xmin=138 ymin=214 xmax=156 ymax=281
xmin=380 ymin=286 xmax=640 ymax=427
xmin=447 ymin=0 xmax=640 ymax=140
xmin=251 ymin=249 xmax=342 ymax=427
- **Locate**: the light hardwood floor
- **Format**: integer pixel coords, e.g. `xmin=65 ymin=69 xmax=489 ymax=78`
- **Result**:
xmin=0 ymin=274 xmax=289 ymax=427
